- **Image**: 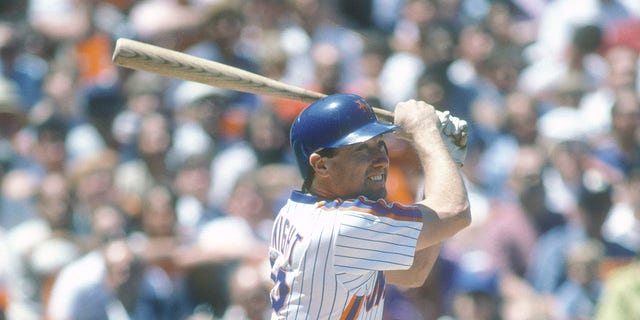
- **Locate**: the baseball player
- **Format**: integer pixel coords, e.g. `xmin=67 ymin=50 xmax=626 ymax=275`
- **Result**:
xmin=269 ymin=93 xmax=471 ymax=319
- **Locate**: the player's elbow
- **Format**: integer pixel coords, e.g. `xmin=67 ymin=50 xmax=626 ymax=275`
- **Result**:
xmin=386 ymin=245 xmax=442 ymax=288
xmin=386 ymin=269 xmax=431 ymax=288
xmin=456 ymin=203 xmax=472 ymax=230
xmin=422 ymin=198 xmax=472 ymax=232
xmin=442 ymin=201 xmax=472 ymax=234
xmin=403 ymin=271 xmax=431 ymax=288
xmin=396 ymin=276 xmax=428 ymax=288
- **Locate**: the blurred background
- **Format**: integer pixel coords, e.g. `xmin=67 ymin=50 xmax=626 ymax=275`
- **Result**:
xmin=0 ymin=0 xmax=639 ymax=319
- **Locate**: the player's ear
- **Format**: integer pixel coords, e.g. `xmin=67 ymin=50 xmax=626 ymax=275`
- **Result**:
xmin=309 ymin=153 xmax=330 ymax=177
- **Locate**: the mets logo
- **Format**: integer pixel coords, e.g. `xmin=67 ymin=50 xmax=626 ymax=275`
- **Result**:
xmin=355 ymin=99 xmax=371 ymax=113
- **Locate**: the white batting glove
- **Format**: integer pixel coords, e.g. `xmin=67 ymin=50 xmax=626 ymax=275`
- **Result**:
xmin=437 ymin=110 xmax=468 ymax=166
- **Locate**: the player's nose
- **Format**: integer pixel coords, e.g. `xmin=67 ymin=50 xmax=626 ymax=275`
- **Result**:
xmin=371 ymin=147 xmax=389 ymax=168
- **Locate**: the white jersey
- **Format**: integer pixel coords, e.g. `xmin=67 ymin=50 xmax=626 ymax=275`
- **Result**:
xmin=269 ymin=191 xmax=424 ymax=320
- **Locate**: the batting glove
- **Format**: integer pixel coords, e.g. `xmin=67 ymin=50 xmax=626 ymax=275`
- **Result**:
xmin=437 ymin=110 xmax=468 ymax=166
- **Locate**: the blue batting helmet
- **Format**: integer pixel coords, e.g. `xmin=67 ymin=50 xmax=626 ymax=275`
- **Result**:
xmin=290 ymin=93 xmax=399 ymax=179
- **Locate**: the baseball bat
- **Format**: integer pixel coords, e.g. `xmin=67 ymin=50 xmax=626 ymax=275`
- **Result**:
xmin=111 ymin=38 xmax=395 ymax=122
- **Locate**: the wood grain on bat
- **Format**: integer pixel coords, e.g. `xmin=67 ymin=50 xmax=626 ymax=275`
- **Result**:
xmin=113 ymin=38 xmax=327 ymax=102
xmin=112 ymin=38 xmax=395 ymax=122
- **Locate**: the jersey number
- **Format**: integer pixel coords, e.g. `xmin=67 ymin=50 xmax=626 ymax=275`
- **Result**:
xmin=271 ymin=268 xmax=290 ymax=312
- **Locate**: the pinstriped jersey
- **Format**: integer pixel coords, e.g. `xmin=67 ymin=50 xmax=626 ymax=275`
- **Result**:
xmin=269 ymin=191 xmax=424 ymax=320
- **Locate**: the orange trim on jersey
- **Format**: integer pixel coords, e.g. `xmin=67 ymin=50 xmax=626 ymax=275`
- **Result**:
xmin=319 ymin=204 xmax=423 ymax=223
xmin=340 ymin=295 xmax=364 ymax=320
xmin=351 ymin=206 xmax=423 ymax=222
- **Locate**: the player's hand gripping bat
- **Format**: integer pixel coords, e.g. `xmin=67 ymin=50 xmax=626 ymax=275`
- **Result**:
xmin=111 ymin=38 xmax=468 ymax=149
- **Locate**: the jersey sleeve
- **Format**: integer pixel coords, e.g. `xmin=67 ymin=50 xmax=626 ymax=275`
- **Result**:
xmin=330 ymin=196 xmax=423 ymax=275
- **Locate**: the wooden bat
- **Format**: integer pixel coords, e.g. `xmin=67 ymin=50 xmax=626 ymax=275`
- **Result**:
xmin=111 ymin=38 xmax=395 ymax=122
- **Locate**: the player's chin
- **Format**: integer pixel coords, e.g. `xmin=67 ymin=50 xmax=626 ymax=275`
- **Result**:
xmin=363 ymin=185 xmax=387 ymax=200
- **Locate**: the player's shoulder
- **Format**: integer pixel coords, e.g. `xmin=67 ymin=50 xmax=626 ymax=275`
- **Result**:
xmin=288 ymin=190 xmax=423 ymax=223
xmin=337 ymin=196 xmax=422 ymax=222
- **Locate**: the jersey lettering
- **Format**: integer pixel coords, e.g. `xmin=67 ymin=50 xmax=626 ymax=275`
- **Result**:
xmin=341 ymin=273 xmax=386 ymax=320
xmin=365 ymin=271 xmax=386 ymax=310
xmin=271 ymin=268 xmax=290 ymax=312
xmin=272 ymin=216 xmax=303 ymax=264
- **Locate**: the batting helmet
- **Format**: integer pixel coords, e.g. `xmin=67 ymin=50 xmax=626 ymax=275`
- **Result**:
xmin=290 ymin=93 xmax=399 ymax=179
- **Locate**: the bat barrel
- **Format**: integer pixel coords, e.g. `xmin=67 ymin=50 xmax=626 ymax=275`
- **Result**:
xmin=112 ymin=38 xmax=395 ymax=123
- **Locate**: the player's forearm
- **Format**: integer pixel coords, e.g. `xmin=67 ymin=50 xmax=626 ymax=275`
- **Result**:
xmin=413 ymin=127 xmax=471 ymax=250
xmin=392 ymin=100 xmax=471 ymax=248
xmin=416 ymin=127 xmax=470 ymax=214
xmin=385 ymin=244 xmax=442 ymax=287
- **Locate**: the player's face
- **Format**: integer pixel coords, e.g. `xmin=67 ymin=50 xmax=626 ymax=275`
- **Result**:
xmin=324 ymin=136 xmax=390 ymax=200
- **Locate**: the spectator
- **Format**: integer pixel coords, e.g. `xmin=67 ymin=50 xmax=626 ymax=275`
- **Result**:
xmin=308 ymin=41 xmax=344 ymax=95
xmin=27 ymin=0 xmax=91 ymax=44
xmin=591 ymin=86 xmax=640 ymax=180
xmin=0 ymin=22 xmax=47 ymax=110
xmin=0 ymin=77 xmax=37 ymax=229
xmin=173 ymin=153 xmax=220 ymax=233
xmin=6 ymin=172 xmax=80 ymax=319
xmin=283 ymin=0 xmax=365 ymax=91
xmin=65 ymin=83 xmax=124 ymax=164
xmin=475 ymin=91 xmax=542 ymax=197
xmin=438 ymin=146 xmax=542 ymax=316
xmin=0 ymin=76 xmax=28 ymax=180
xmin=449 ymin=266 xmax=501 ymax=320
xmin=554 ymin=239 xmax=604 ymax=320
xmin=220 ymin=262 xmax=271 ymax=320
xmin=477 ymin=148 xmax=541 ymax=277
xmin=253 ymin=163 xmax=302 ymax=227
xmin=185 ymin=170 xmax=273 ymax=318
xmin=68 ymin=149 xmax=119 ymax=236
xmin=114 ymin=111 xmax=173 ymax=227
xmin=209 ymin=105 xmax=291 ymax=210
xmin=521 ymin=1 xmax=632 ymax=96
xmin=446 ymin=24 xmax=494 ymax=93
xmin=28 ymin=63 xmax=82 ymax=125
xmin=378 ymin=0 xmax=435 ymax=107
xmin=415 ymin=61 xmax=474 ymax=119
xmin=505 ymin=145 xmax=565 ymax=236
xmin=0 ymin=227 xmax=15 ymax=320
xmin=169 ymin=81 xmax=228 ymax=157
xmin=526 ymin=169 xmax=635 ymax=295
xmin=127 ymin=0 xmax=202 ymax=48
xmin=580 ymin=44 xmax=639 ymax=138
xmin=595 ymin=258 xmax=640 ymax=320
xmin=537 ymin=71 xmax=593 ymax=145
xmin=603 ymin=168 xmax=640 ymax=253
xmin=180 ymin=1 xmax=260 ymax=110
xmin=542 ymin=140 xmax=593 ymax=218
xmin=128 ymin=183 xmax=193 ymax=317
xmin=343 ymin=31 xmax=390 ymax=102
xmin=223 ymin=170 xmax=276 ymax=243
xmin=27 ymin=116 xmax=69 ymax=178
xmin=69 ymin=238 xmax=181 ymax=320
xmin=111 ymin=71 xmax=165 ymax=162
xmin=129 ymin=184 xmax=186 ymax=261
xmin=46 ymin=203 xmax=129 ymax=320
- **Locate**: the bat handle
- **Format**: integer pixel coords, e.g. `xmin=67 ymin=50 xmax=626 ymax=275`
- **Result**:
xmin=372 ymin=107 xmax=394 ymax=123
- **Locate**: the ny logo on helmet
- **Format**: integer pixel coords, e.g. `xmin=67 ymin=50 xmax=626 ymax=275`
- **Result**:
xmin=356 ymin=99 xmax=369 ymax=113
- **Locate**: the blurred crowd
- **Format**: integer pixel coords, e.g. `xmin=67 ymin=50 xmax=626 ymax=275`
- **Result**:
xmin=0 ymin=0 xmax=639 ymax=319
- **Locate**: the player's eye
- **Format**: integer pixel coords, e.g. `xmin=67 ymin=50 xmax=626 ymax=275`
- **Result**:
xmin=378 ymin=141 xmax=388 ymax=156
xmin=355 ymin=144 xmax=369 ymax=152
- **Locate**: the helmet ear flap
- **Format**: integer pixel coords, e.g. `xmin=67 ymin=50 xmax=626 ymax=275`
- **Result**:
xmin=292 ymin=140 xmax=310 ymax=179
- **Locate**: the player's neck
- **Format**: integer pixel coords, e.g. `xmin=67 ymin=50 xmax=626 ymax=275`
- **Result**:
xmin=308 ymin=183 xmax=341 ymax=201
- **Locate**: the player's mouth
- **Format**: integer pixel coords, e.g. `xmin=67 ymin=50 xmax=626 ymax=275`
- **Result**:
xmin=367 ymin=173 xmax=386 ymax=184
xmin=365 ymin=173 xmax=387 ymax=199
